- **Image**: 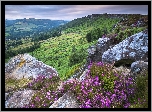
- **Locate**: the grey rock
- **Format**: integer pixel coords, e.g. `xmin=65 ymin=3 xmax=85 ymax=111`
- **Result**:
xmin=49 ymin=92 xmax=79 ymax=108
xmin=87 ymin=37 xmax=111 ymax=62
xmin=102 ymin=30 xmax=148 ymax=64
xmin=131 ymin=61 xmax=148 ymax=76
xmin=5 ymin=53 xmax=58 ymax=79
xmin=88 ymin=45 xmax=96 ymax=56
xmin=5 ymin=89 xmax=37 ymax=108
xmin=79 ymin=69 xmax=89 ymax=82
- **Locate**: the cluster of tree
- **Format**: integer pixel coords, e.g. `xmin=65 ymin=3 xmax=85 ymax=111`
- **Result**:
xmin=5 ymin=19 xmax=69 ymax=40
xmin=5 ymin=42 xmax=40 ymax=59
xmin=115 ymin=27 xmax=146 ymax=42
xmin=5 ymin=40 xmax=23 ymax=49
xmin=85 ymin=28 xmax=108 ymax=42
xmin=69 ymin=46 xmax=87 ymax=66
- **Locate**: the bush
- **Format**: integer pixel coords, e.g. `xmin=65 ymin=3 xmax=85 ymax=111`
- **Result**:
xmin=24 ymin=74 xmax=63 ymax=108
xmin=62 ymin=62 xmax=136 ymax=108
xmin=23 ymin=61 xmax=148 ymax=108
xmin=69 ymin=47 xmax=87 ymax=66
xmin=85 ymin=28 xmax=103 ymax=42
xmin=129 ymin=71 xmax=148 ymax=108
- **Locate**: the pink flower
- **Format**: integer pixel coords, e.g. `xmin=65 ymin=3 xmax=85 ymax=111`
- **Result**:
xmin=47 ymin=92 xmax=50 ymax=96
xmin=102 ymin=74 xmax=104 ymax=76
xmin=49 ymin=75 xmax=52 ymax=79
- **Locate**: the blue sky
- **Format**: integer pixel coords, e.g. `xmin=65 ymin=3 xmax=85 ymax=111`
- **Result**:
xmin=5 ymin=5 xmax=148 ymax=21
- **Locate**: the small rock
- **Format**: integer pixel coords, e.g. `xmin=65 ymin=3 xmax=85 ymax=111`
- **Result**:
xmin=131 ymin=61 xmax=148 ymax=76
xmin=49 ymin=92 xmax=79 ymax=108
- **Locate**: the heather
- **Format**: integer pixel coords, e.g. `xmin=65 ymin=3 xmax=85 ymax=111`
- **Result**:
xmin=23 ymin=61 xmax=148 ymax=108
xmin=23 ymin=74 xmax=64 ymax=108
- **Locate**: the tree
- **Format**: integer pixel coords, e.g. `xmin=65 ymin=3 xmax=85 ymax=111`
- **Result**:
xmin=69 ymin=48 xmax=87 ymax=66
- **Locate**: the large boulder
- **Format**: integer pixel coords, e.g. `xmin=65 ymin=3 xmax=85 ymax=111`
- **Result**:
xmin=5 ymin=53 xmax=58 ymax=79
xmin=102 ymin=30 xmax=148 ymax=64
xmin=5 ymin=89 xmax=37 ymax=108
xmin=49 ymin=92 xmax=79 ymax=108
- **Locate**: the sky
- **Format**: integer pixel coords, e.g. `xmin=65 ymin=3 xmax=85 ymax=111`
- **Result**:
xmin=5 ymin=5 xmax=148 ymax=21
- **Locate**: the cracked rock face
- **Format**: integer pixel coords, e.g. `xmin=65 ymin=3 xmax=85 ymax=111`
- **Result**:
xmin=5 ymin=53 xmax=58 ymax=79
xmin=49 ymin=92 xmax=79 ymax=108
xmin=102 ymin=30 xmax=148 ymax=64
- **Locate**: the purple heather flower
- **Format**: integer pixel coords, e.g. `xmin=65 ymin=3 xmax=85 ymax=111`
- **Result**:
xmin=124 ymin=103 xmax=130 ymax=108
xmin=47 ymin=92 xmax=50 ymax=96
xmin=105 ymin=97 xmax=111 ymax=108
xmin=31 ymin=104 xmax=35 ymax=108
xmin=88 ymin=88 xmax=93 ymax=92
xmin=97 ymin=62 xmax=103 ymax=66
xmin=106 ymin=92 xmax=111 ymax=96
xmin=43 ymin=103 xmax=46 ymax=107
xmin=35 ymin=96 xmax=40 ymax=102
xmin=29 ymin=83 xmax=32 ymax=87
xmin=49 ymin=75 xmax=52 ymax=79
xmin=85 ymin=99 xmax=91 ymax=105
xmin=94 ymin=81 xmax=99 ymax=86
xmin=110 ymin=94 xmax=116 ymax=101
xmin=114 ymin=74 xmax=118 ymax=76
xmin=83 ymin=90 xmax=87 ymax=95
xmin=95 ymin=76 xmax=99 ymax=81
xmin=85 ymin=105 xmax=91 ymax=108
xmin=54 ymin=97 xmax=58 ymax=101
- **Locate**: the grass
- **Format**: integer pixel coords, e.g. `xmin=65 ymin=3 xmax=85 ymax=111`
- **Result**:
xmin=28 ymin=32 xmax=96 ymax=81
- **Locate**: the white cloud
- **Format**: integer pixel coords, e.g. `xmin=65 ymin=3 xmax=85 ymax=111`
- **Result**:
xmin=5 ymin=5 xmax=148 ymax=20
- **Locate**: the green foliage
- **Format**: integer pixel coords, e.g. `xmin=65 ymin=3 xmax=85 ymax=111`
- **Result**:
xmin=114 ymin=25 xmax=121 ymax=34
xmin=89 ymin=62 xmax=117 ymax=92
xmin=85 ymin=28 xmax=103 ymax=42
xmin=115 ymin=27 xmax=146 ymax=42
xmin=129 ymin=71 xmax=148 ymax=108
xmin=69 ymin=47 xmax=87 ymax=66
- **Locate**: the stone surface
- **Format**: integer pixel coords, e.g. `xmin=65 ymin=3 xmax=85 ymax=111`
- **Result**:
xmin=79 ymin=69 xmax=89 ymax=82
xmin=112 ymin=66 xmax=131 ymax=77
xmin=102 ymin=30 xmax=148 ymax=64
xmin=49 ymin=92 xmax=79 ymax=108
xmin=5 ymin=89 xmax=37 ymax=108
xmin=131 ymin=61 xmax=148 ymax=76
xmin=5 ymin=53 xmax=58 ymax=79
xmin=87 ymin=37 xmax=111 ymax=62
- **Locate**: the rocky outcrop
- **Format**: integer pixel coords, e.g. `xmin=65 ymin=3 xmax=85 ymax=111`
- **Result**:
xmin=5 ymin=89 xmax=37 ymax=108
xmin=5 ymin=53 xmax=58 ymax=79
xmin=87 ymin=37 xmax=111 ymax=62
xmin=102 ymin=30 xmax=148 ymax=64
xmin=49 ymin=92 xmax=79 ymax=108
xmin=131 ymin=61 xmax=148 ymax=76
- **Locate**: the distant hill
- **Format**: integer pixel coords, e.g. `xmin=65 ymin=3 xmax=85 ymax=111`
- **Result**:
xmin=5 ymin=19 xmax=69 ymax=40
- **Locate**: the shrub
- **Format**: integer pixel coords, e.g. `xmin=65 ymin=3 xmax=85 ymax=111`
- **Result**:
xmin=61 ymin=62 xmax=136 ymax=108
xmin=24 ymin=74 xmax=63 ymax=108
xmin=128 ymin=70 xmax=148 ymax=108
xmin=69 ymin=47 xmax=87 ymax=66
